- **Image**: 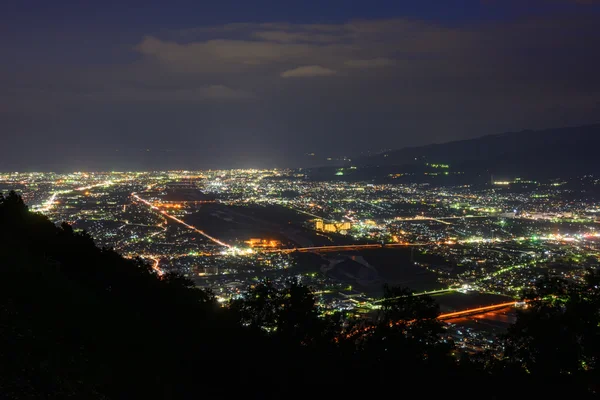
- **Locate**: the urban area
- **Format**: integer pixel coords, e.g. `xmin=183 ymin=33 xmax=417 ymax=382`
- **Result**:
xmin=2 ymin=169 xmax=599 ymax=355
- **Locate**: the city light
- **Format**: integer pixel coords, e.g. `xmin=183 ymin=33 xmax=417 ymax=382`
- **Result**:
xmin=5 ymin=168 xmax=600 ymax=357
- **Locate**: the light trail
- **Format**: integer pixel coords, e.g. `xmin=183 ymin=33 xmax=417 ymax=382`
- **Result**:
xmin=370 ymin=288 xmax=456 ymax=304
xmin=132 ymin=193 xmax=230 ymax=249
xmin=356 ymin=198 xmax=387 ymax=212
xmin=38 ymin=192 xmax=58 ymax=213
xmin=437 ymin=301 xmax=516 ymax=320
xmin=345 ymin=301 xmax=518 ymax=338
xmin=36 ymin=178 xmax=130 ymax=214
xmin=394 ymin=216 xmax=453 ymax=225
xmin=283 ymin=205 xmax=325 ymax=220
xmin=149 ymin=257 xmax=164 ymax=276
xmin=75 ymin=180 xmax=115 ymax=191
xmin=264 ymin=242 xmax=425 ymax=254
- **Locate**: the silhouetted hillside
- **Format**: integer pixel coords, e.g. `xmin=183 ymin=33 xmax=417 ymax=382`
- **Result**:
xmin=356 ymin=124 xmax=600 ymax=179
xmin=1 ymin=191 xmax=598 ymax=399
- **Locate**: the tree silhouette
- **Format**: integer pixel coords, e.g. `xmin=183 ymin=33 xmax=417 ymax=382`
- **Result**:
xmin=492 ymin=271 xmax=600 ymax=397
xmin=230 ymin=278 xmax=338 ymax=348
xmin=356 ymin=285 xmax=454 ymax=373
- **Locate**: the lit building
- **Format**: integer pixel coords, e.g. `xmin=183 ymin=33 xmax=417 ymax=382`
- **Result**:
xmin=244 ymin=238 xmax=282 ymax=249
xmin=314 ymin=219 xmax=352 ymax=233
xmin=315 ymin=219 xmax=324 ymax=231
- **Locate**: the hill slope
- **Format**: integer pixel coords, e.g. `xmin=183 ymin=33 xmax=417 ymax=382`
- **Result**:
xmin=357 ymin=124 xmax=600 ymax=178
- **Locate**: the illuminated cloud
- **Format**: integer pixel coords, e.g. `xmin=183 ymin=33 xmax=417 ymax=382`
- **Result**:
xmin=133 ymin=20 xmax=422 ymax=73
xmin=253 ymin=30 xmax=344 ymax=43
xmin=280 ymin=65 xmax=337 ymax=78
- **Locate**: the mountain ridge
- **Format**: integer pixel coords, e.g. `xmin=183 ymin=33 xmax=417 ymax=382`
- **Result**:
xmin=353 ymin=124 xmax=600 ymax=178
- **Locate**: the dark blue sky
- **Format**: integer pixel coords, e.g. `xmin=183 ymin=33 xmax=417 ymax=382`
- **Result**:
xmin=2 ymin=0 xmax=600 ymax=170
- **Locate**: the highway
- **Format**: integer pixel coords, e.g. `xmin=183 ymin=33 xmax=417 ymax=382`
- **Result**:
xmin=394 ymin=216 xmax=453 ymax=225
xmin=265 ymin=242 xmax=425 ymax=254
xmin=36 ymin=179 xmax=131 ymax=214
xmin=437 ymin=301 xmax=516 ymax=320
xmin=37 ymin=192 xmax=58 ymax=213
xmin=392 ymin=215 xmax=491 ymax=225
xmin=131 ymin=193 xmax=231 ymax=249
xmin=263 ymin=236 xmax=522 ymax=254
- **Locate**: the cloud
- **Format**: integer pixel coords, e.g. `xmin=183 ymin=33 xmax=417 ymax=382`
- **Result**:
xmin=280 ymin=65 xmax=337 ymax=78
xmin=8 ymin=16 xmax=600 ymax=111
xmin=135 ymin=36 xmax=339 ymax=73
xmin=133 ymin=20 xmax=426 ymax=74
xmin=253 ymin=30 xmax=345 ymax=43
xmin=3 ymin=14 xmax=600 ymax=167
xmin=132 ymin=19 xmax=480 ymax=76
xmin=344 ymin=58 xmax=395 ymax=68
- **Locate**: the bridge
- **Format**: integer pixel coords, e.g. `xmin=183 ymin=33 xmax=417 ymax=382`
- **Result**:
xmin=265 ymin=242 xmax=426 ymax=254
xmin=265 ymin=236 xmax=523 ymax=254
xmin=437 ymin=301 xmax=517 ymax=320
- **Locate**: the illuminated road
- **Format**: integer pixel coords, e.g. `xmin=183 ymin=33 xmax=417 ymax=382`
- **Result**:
xmin=265 ymin=242 xmax=425 ymax=254
xmin=264 ymin=237 xmax=525 ymax=254
xmin=370 ymin=288 xmax=456 ymax=304
xmin=262 ymin=237 xmax=527 ymax=254
xmin=437 ymin=301 xmax=516 ymax=320
xmin=346 ymin=301 xmax=518 ymax=338
xmin=75 ymin=180 xmax=121 ymax=191
xmin=131 ymin=193 xmax=231 ymax=249
xmin=36 ymin=179 xmax=130 ymax=214
xmin=37 ymin=192 xmax=58 ymax=213
xmin=149 ymin=257 xmax=164 ymax=276
xmin=394 ymin=216 xmax=453 ymax=225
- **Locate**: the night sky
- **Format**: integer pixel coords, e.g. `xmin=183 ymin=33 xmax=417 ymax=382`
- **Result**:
xmin=2 ymin=0 xmax=600 ymax=171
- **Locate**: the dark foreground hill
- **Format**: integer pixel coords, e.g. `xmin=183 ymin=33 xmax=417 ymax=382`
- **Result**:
xmin=355 ymin=124 xmax=600 ymax=179
xmin=1 ymin=191 xmax=599 ymax=399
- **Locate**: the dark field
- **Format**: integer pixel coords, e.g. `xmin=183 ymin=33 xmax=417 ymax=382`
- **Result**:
xmin=185 ymin=203 xmax=359 ymax=247
xmin=321 ymin=248 xmax=445 ymax=296
xmin=446 ymin=309 xmax=517 ymax=333
xmin=361 ymin=248 xmax=446 ymax=291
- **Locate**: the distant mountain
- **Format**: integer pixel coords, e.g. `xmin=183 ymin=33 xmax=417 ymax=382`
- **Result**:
xmin=355 ymin=124 xmax=600 ymax=179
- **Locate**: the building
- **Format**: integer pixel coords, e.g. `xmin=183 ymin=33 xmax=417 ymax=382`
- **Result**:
xmin=314 ymin=219 xmax=352 ymax=233
xmin=244 ymin=238 xmax=282 ymax=249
